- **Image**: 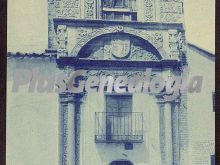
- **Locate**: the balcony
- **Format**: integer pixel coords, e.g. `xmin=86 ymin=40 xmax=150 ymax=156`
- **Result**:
xmin=95 ymin=112 xmax=143 ymax=143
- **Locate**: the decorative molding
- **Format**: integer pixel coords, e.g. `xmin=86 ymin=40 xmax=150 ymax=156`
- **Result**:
xmin=143 ymin=0 xmax=155 ymax=21
xmin=86 ymin=70 xmax=146 ymax=78
xmin=71 ymin=26 xmax=163 ymax=57
xmin=84 ymin=0 xmax=96 ymax=19
xmin=55 ymin=0 xmax=80 ymax=18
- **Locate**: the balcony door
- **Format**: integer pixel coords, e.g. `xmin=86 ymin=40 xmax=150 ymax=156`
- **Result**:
xmin=106 ymin=95 xmax=132 ymax=141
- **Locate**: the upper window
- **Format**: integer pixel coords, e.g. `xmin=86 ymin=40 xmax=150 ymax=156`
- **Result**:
xmin=102 ymin=0 xmax=137 ymax=21
xmin=103 ymin=0 xmax=131 ymax=8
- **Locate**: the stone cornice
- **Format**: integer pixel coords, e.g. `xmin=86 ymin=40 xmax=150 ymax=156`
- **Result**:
xmin=53 ymin=18 xmax=184 ymax=31
xmin=56 ymin=57 xmax=180 ymax=69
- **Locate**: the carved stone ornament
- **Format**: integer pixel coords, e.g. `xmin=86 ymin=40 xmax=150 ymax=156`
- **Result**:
xmin=168 ymin=29 xmax=179 ymax=52
xmin=84 ymin=0 xmax=96 ymax=19
xmin=57 ymin=25 xmax=68 ymax=57
xmin=160 ymin=0 xmax=183 ymax=23
xmin=71 ymin=26 xmax=163 ymax=57
xmin=55 ymin=0 xmax=80 ymax=18
xmin=88 ymin=41 xmax=160 ymax=61
xmin=111 ymin=38 xmax=131 ymax=59
xmin=168 ymin=29 xmax=180 ymax=59
xmin=178 ymin=32 xmax=187 ymax=53
xmin=144 ymin=0 xmax=155 ymax=21
xmin=130 ymin=45 xmax=159 ymax=61
xmin=86 ymin=70 xmax=145 ymax=78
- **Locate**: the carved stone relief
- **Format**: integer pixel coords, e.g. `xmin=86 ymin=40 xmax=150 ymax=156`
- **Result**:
xmin=178 ymin=31 xmax=187 ymax=53
xmin=89 ymin=42 xmax=160 ymax=61
xmin=144 ymin=0 xmax=155 ymax=21
xmin=55 ymin=0 xmax=80 ymax=18
xmin=168 ymin=29 xmax=179 ymax=59
xmin=167 ymin=29 xmax=187 ymax=59
xmin=86 ymin=70 xmax=145 ymax=78
xmin=57 ymin=25 xmax=68 ymax=57
xmin=82 ymin=34 xmax=160 ymax=61
xmin=130 ymin=45 xmax=159 ymax=61
xmin=84 ymin=0 xmax=96 ymax=19
xmin=160 ymin=0 xmax=183 ymax=23
xmin=71 ymin=26 xmax=163 ymax=57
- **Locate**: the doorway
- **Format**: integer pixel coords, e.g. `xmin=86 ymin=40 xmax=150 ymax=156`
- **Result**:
xmin=110 ymin=160 xmax=134 ymax=165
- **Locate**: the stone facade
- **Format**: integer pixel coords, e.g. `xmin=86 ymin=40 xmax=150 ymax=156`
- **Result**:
xmin=48 ymin=0 xmax=189 ymax=165
xmin=6 ymin=1 xmax=214 ymax=165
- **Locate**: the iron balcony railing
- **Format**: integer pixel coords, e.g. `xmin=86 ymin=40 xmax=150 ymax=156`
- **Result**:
xmin=95 ymin=112 xmax=143 ymax=143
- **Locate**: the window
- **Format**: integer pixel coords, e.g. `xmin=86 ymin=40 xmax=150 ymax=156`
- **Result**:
xmin=103 ymin=0 xmax=130 ymax=8
xmin=103 ymin=12 xmax=137 ymax=21
xmin=102 ymin=0 xmax=137 ymax=21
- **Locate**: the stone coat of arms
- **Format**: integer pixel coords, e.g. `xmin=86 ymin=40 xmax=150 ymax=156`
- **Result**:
xmin=111 ymin=38 xmax=131 ymax=59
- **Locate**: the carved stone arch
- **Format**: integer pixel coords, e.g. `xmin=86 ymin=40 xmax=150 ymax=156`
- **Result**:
xmin=70 ymin=26 xmax=167 ymax=59
xmin=76 ymin=32 xmax=163 ymax=61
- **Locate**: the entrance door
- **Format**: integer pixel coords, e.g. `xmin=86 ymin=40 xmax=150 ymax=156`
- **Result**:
xmin=106 ymin=95 xmax=132 ymax=141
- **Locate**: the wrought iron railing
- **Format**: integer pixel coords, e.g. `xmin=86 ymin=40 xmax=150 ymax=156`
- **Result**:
xmin=95 ymin=112 xmax=143 ymax=143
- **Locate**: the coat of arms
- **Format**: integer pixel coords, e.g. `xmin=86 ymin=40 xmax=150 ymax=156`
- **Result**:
xmin=111 ymin=38 xmax=131 ymax=59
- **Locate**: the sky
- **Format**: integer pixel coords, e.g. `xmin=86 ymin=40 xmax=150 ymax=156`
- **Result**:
xmin=7 ymin=0 xmax=215 ymax=54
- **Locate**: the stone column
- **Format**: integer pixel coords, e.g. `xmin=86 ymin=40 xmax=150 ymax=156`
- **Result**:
xmin=172 ymin=103 xmax=180 ymax=165
xmin=179 ymin=38 xmax=189 ymax=164
xmin=59 ymin=93 xmax=84 ymax=165
xmin=74 ymin=94 xmax=84 ymax=165
xmin=179 ymin=93 xmax=189 ymax=165
xmin=158 ymin=101 xmax=173 ymax=165
xmin=164 ymin=102 xmax=173 ymax=165
xmin=159 ymin=103 xmax=166 ymax=165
